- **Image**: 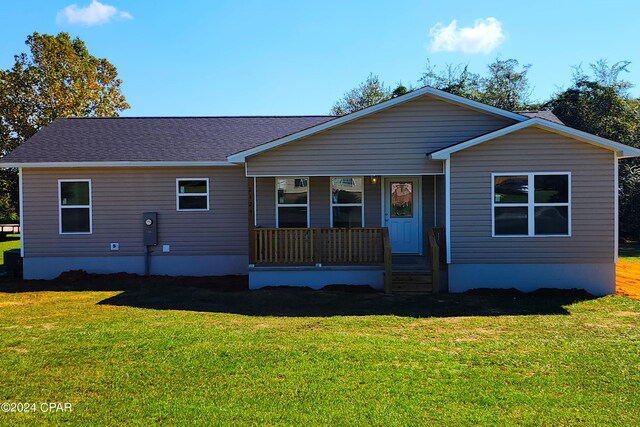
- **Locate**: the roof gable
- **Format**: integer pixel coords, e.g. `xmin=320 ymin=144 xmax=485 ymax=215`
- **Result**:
xmin=429 ymin=118 xmax=640 ymax=159
xmin=227 ymin=87 xmax=528 ymax=163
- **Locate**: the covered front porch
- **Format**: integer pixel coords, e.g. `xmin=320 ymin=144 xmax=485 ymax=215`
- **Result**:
xmin=247 ymin=175 xmax=446 ymax=293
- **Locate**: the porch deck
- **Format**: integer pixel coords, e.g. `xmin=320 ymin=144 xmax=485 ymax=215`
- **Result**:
xmin=249 ymin=227 xmax=445 ymax=293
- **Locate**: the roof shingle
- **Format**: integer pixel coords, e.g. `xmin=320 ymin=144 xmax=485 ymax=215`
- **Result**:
xmin=1 ymin=116 xmax=336 ymax=163
xmin=517 ymin=111 xmax=563 ymax=125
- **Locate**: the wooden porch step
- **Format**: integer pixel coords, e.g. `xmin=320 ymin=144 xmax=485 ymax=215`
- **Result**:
xmin=392 ymin=272 xmax=432 ymax=282
xmin=391 ymin=271 xmax=433 ymax=294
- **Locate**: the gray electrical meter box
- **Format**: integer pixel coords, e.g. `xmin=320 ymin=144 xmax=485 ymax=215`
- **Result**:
xmin=143 ymin=212 xmax=158 ymax=246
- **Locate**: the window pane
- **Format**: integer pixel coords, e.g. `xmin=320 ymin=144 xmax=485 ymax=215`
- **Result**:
xmin=535 ymin=175 xmax=568 ymax=203
xmin=332 ymin=206 xmax=362 ymax=228
xmin=60 ymin=181 xmax=90 ymax=206
xmin=391 ymin=182 xmax=413 ymax=217
xmin=331 ymin=177 xmax=363 ymax=204
xmin=494 ymin=176 xmax=528 ymax=204
xmin=61 ymin=208 xmax=90 ymax=233
xmin=277 ymin=178 xmax=308 ymax=204
xmin=494 ymin=207 xmax=528 ymax=235
xmin=178 ymin=180 xmax=207 ymax=194
xmin=278 ymin=207 xmax=307 ymax=228
xmin=535 ymin=206 xmax=568 ymax=235
xmin=179 ymin=195 xmax=207 ymax=210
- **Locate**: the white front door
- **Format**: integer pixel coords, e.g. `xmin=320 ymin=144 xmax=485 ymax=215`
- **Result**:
xmin=383 ymin=177 xmax=421 ymax=254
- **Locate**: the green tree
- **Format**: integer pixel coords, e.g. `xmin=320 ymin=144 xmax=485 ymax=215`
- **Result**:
xmin=0 ymin=32 xmax=129 ymax=219
xmin=481 ymin=58 xmax=532 ymax=111
xmin=419 ymin=60 xmax=482 ymax=100
xmin=547 ymin=60 xmax=640 ymax=239
xmin=419 ymin=58 xmax=532 ymax=110
xmin=330 ymin=74 xmax=392 ymax=115
xmin=391 ymin=83 xmax=409 ymax=98
xmin=547 ymin=61 xmax=639 ymax=143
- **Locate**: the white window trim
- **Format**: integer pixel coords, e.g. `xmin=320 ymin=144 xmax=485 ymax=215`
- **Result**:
xmin=58 ymin=179 xmax=93 ymax=235
xmin=275 ymin=177 xmax=309 ymax=228
xmin=491 ymin=172 xmax=572 ymax=238
xmin=330 ymin=176 xmax=365 ymax=228
xmin=176 ymin=178 xmax=210 ymax=212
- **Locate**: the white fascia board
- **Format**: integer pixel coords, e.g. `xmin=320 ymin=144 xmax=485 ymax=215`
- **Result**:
xmin=430 ymin=118 xmax=640 ymax=160
xmin=227 ymin=87 xmax=527 ymax=163
xmin=0 ymin=161 xmax=238 ymax=169
xmin=18 ymin=168 xmax=24 ymax=257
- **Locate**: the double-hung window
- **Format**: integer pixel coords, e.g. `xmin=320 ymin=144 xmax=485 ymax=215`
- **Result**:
xmin=59 ymin=180 xmax=92 ymax=234
xmin=176 ymin=179 xmax=209 ymax=211
xmin=331 ymin=177 xmax=364 ymax=227
xmin=493 ymin=173 xmax=570 ymax=237
xmin=276 ymin=177 xmax=308 ymax=227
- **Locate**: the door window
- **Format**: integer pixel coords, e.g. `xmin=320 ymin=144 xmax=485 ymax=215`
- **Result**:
xmin=390 ymin=182 xmax=413 ymax=218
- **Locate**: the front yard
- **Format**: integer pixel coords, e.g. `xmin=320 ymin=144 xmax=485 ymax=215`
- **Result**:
xmin=0 ymin=281 xmax=639 ymax=426
xmin=0 ymin=239 xmax=639 ymax=425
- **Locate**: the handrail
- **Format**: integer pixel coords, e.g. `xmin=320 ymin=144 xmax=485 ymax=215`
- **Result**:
xmin=427 ymin=228 xmax=442 ymax=294
xmin=382 ymin=228 xmax=392 ymax=294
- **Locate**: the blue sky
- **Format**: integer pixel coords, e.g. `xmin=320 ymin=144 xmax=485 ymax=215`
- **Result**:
xmin=1 ymin=0 xmax=639 ymax=116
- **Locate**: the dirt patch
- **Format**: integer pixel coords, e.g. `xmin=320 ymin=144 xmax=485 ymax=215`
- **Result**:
xmin=529 ymin=288 xmax=594 ymax=299
xmin=463 ymin=288 xmax=524 ymax=297
xmin=0 ymin=270 xmax=248 ymax=293
xmin=321 ymin=284 xmax=378 ymax=293
xmin=613 ymin=311 xmax=640 ymax=317
xmin=0 ymin=301 xmax=24 ymax=307
xmin=616 ymin=260 xmax=640 ymax=300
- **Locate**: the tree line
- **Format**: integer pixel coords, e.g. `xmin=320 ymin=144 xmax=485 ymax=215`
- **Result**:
xmin=332 ymin=59 xmax=640 ymax=240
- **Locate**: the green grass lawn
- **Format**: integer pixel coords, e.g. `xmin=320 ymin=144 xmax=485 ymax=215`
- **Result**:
xmin=0 ymin=235 xmax=20 ymax=268
xmin=0 ymin=283 xmax=638 ymax=426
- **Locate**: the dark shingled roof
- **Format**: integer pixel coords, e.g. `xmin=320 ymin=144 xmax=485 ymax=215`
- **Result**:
xmin=1 ymin=116 xmax=336 ymax=163
xmin=517 ymin=111 xmax=563 ymax=125
xmin=0 ymin=109 xmax=563 ymax=165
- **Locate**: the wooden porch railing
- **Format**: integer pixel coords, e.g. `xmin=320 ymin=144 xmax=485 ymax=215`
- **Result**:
xmin=382 ymin=228 xmax=392 ymax=294
xmin=427 ymin=227 xmax=445 ymax=294
xmin=252 ymin=227 xmax=387 ymax=265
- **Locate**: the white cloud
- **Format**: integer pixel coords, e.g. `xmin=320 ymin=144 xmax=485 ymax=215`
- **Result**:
xmin=57 ymin=0 xmax=133 ymax=26
xmin=428 ymin=17 xmax=504 ymax=54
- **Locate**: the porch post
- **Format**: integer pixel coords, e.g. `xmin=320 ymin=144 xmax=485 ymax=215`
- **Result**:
xmin=248 ymin=177 xmax=255 ymax=265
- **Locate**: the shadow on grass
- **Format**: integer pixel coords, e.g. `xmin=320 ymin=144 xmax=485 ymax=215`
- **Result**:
xmin=619 ymin=243 xmax=640 ymax=259
xmin=0 ymin=272 xmax=597 ymax=317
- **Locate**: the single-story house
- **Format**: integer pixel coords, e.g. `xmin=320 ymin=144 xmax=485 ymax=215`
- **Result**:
xmin=2 ymin=87 xmax=639 ymax=295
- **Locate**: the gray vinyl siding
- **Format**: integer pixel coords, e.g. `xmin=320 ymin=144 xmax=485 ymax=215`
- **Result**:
xmin=255 ymin=177 xmax=275 ymax=227
xmin=310 ymin=177 xmax=330 ymax=227
xmin=256 ymin=176 xmax=382 ymax=228
xmin=246 ymin=95 xmax=514 ymax=176
xmin=449 ymin=127 xmax=615 ymax=264
xmin=436 ymin=175 xmax=445 ymax=228
xmin=364 ymin=178 xmax=381 ymax=227
xmin=22 ymin=167 xmax=248 ymax=257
